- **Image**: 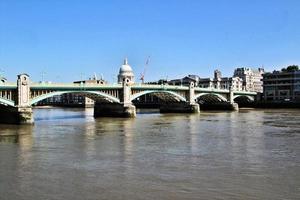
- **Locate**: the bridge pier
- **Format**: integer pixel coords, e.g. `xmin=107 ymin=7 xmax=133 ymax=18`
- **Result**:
xmin=0 ymin=73 xmax=34 ymax=124
xmin=0 ymin=106 xmax=33 ymax=124
xmin=200 ymin=102 xmax=239 ymax=111
xmin=229 ymin=87 xmax=239 ymax=111
xmin=160 ymin=102 xmax=200 ymax=113
xmin=94 ymin=103 xmax=136 ymax=118
xmin=230 ymin=102 xmax=239 ymax=111
xmin=17 ymin=107 xmax=34 ymax=124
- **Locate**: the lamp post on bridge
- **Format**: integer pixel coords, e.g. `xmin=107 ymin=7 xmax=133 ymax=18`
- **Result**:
xmin=40 ymin=70 xmax=47 ymax=83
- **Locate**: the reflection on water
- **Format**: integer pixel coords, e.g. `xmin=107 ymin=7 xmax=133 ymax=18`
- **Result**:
xmin=0 ymin=108 xmax=300 ymax=200
xmin=0 ymin=125 xmax=33 ymax=147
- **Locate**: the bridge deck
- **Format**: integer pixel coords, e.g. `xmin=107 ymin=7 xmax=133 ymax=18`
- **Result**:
xmin=0 ymin=83 xmax=256 ymax=95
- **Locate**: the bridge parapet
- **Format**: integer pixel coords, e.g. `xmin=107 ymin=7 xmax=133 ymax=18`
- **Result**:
xmin=30 ymin=83 xmax=123 ymax=89
xmin=233 ymin=91 xmax=257 ymax=95
xmin=195 ymin=87 xmax=229 ymax=93
xmin=132 ymin=84 xmax=189 ymax=91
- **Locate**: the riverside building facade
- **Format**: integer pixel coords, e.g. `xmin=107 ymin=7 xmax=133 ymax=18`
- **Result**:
xmin=263 ymin=69 xmax=300 ymax=101
xmin=233 ymin=67 xmax=264 ymax=93
xmin=197 ymin=70 xmax=243 ymax=91
xmin=169 ymin=70 xmax=244 ymax=91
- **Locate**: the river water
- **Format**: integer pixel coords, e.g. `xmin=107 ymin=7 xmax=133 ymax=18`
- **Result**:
xmin=0 ymin=108 xmax=299 ymax=200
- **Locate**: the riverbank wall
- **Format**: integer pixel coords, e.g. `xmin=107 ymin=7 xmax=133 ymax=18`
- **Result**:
xmin=238 ymin=101 xmax=300 ymax=109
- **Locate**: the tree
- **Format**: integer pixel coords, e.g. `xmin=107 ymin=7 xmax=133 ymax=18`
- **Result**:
xmin=286 ymin=65 xmax=299 ymax=72
xmin=281 ymin=67 xmax=287 ymax=72
xmin=281 ymin=65 xmax=299 ymax=72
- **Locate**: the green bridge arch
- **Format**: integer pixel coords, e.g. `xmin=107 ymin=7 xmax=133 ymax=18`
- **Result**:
xmin=194 ymin=93 xmax=228 ymax=102
xmin=130 ymin=90 xmax=187 ymax=102
xmin=233 ymin=95 xmax=255 ymax=101
xmin=30 ymin=91 xmax=120 ymax=105
xmin=0 ymin=97 xmax=15 ymax=107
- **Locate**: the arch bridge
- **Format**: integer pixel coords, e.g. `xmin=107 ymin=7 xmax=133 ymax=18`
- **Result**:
xmin=0 ymin=74 xmax=256 ymax=124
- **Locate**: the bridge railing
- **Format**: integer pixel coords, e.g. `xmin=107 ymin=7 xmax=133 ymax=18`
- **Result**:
xmin=132 ymin=84 xmax=189 ymax=90
xmin=0 ymin=82 xmax=17 ymax=89
xmin=30 ymin=82 xmax=123 ymax=89
xmin=0 ymin=81 xmax=257 ymax=95
xmin=195 ymin=87 xmax=229 ymax=93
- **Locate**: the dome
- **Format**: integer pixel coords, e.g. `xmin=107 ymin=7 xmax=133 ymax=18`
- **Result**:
xmin=119 ymin=58 xmax=133 ymax=74
xmin=118 ymin=58 xmax=135 ymax=84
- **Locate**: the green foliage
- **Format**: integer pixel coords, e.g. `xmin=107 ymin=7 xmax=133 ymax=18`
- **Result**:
xmin=287 ymin=65 xmax=299 ymax=71
xmin=281 ymin=65 xmax=299 ymax=72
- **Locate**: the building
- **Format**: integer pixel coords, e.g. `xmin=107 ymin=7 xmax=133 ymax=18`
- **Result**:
xmin=169 ymin=75 xmax=200 ymax=86
xmin=146 ymin=79 xmax=169 ymax=85
xmin=213 ymin=70 xmax=222 ymax=89
xmin=233 ymin=67 xmax=264 ymax=93
xmin=198 ymin=78 xmax=213 ymax=88
xmin=168 ymin=70 xmax=243 ymax=91
xmin=118 ymin=58 xmax=135 ymax=84
xmin=198 ymin=70 xmax=243 ymax=91
xmin=220 ymin=77 xmax=243 ymax=90
xmin=263 ymin=69 xmax=300 ymax=101
xmin=73 ymin=75 xmax=107 ymax=85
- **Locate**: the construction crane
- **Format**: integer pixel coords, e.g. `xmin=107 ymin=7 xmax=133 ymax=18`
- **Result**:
xmin=93 ymin=72 xmax=98 ymax=80
xmin=140 ymin=56 xmax=150 ymax=84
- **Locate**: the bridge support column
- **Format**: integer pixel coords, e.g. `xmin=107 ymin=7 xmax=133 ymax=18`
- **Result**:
xmin=160 ymin=102 xmax=199 ymax=113
xmin=229 ymin=87 xmax=239 ymax=111
xmin=188 ymin=82 xmax=200 ymax=113
xmin=93 ymin=77 xmax=136 ymax=118
xmin=229 ymin=102 xmax=239 ymax=111
xmin=16 ymin=107 xmax=33 ymax=124
xmin=0 ymin=106 xmax=33 ymax=124
xmin=17 ymin=74 xmax=34 ymax=124
xmin=94 ymin=103 xmax=136 ymax=118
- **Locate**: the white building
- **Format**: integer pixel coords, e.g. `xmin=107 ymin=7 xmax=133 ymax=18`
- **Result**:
xmin=233 ymin=67 xmax=264 ymax=93
xmin=118 ymin=58 xmax=135 ymax=84
xmin=220 ymin=77 xmax=243 ymax=91
xmin=198 ymin=70 xmax=243 ymax=91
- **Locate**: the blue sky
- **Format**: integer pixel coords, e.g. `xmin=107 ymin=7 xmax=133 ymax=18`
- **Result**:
xmin=0 ymin=0 xmax=299 ymax=83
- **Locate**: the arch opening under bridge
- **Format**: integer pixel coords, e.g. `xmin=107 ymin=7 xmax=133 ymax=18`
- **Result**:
xmin=130 ymin=90 xmax=187 ymax=103
xmin=233 ymin=95 xmax=255 ymax=105
xmin=30 ymin=90 xmax=120 ymax=106
xmin=195 ymin=93 xmax=228 ymax=104
xmin=0 ymin=97 xmax=15 ymax=107
xmin=233 ymin=95 xmax=255 ymax=102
